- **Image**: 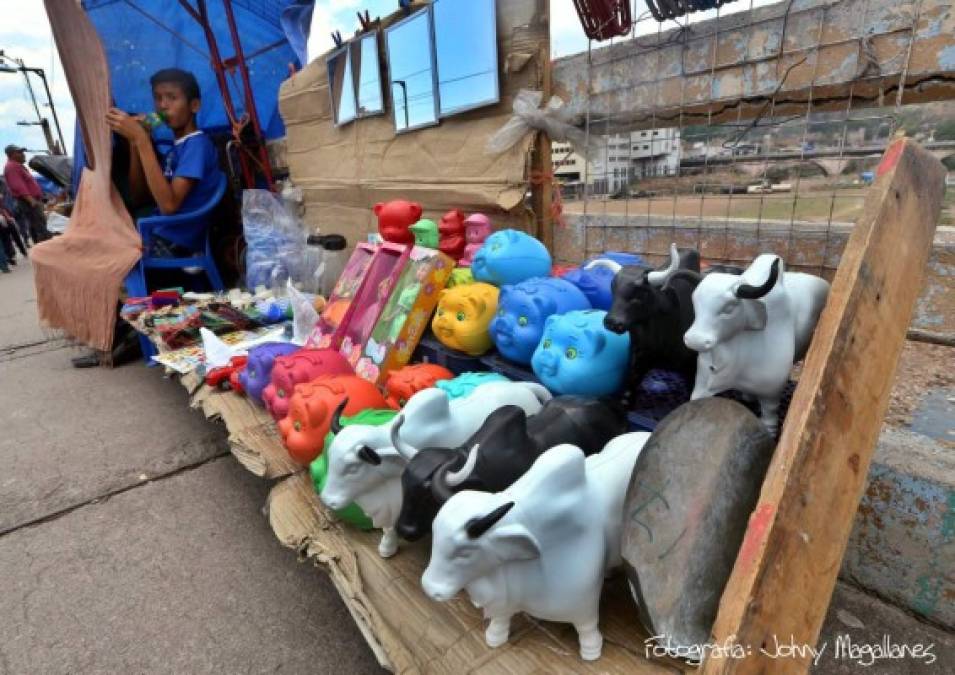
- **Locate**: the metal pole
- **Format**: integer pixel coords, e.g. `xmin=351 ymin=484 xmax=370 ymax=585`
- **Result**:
xmin=31 ymin=68 xmax=66 ymax=154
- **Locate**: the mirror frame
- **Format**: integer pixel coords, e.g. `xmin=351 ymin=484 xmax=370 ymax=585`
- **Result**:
xmin=433 ymin=0 xmax=501 ymax=118
xmin=354 ymin=30 xmax=385 ymax=119
xmin=384 ymin=6 xmax=440 ymax=135
xmin=327 ymin=45 xmax=358 ymax=126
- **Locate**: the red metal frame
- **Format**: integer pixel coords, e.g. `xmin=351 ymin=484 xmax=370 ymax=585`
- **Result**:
xmin=177 ymin=0 xmax=276 ymax=191
xmin=571 ymin=0 xmax=632 ymax=41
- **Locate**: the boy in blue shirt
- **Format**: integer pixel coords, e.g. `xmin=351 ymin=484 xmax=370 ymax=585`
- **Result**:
xmin=106 ymin=68 xmax=224 ymax=250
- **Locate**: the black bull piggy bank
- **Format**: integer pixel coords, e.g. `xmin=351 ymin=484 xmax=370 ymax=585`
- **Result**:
xmin=392 ymin=396 xmax=629 ymax=541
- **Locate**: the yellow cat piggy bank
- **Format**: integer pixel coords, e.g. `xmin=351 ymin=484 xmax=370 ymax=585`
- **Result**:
xmin=431 ymin=282 xmax=499 ymax=356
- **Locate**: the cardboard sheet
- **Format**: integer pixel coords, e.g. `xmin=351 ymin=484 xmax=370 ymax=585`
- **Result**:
xmin=277 ymin=0 xmax=549 ymax=247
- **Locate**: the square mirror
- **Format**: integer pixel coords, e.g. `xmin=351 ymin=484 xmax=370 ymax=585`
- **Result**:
xmin=355 ymin=32 xmax=384 ymax=117
xmin=385 ymin=8 xmax=439 ymax=133
xmin=433 ymin=0 xmax=499 ymax=117
xmin=327 ymin=46 xmax=358 ymax=126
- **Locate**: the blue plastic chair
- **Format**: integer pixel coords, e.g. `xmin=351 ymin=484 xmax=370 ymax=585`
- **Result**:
xmin=126 ymin=173 xmax=228 ymax=363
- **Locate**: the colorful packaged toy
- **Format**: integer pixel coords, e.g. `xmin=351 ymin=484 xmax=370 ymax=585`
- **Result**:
xmin=471 ymin=229 xmax=552 ymax=286
xmin=355 ymin=247 xmax=454 ymax=383
xmin=490 ymin=277 xmax=591 ymax=364
xmin=309 ymin=243 xmax=377 ymax=349
xmin=432 ymin=282 xmax=500 ymax=356
xmin=278 ymin=374 xmax=388 ymax=465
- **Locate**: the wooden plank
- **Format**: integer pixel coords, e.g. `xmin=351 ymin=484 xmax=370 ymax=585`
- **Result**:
xmin=703 ymin=138 xmax=946 ymax=673
xmin=267 ymin=473 xmax=682 ymax=675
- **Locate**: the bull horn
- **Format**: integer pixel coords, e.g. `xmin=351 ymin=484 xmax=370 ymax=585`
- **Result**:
xmin=647 ymin=243 xmax=680 ymax=286
xmin=330 ymin=397 xmax=349 ymax=435
xmin=584 ymin=259 xmax=622 ymax=274
xmin=662 ymin=269 xmax=703 ymax=291
xmin=389 ymin=415 xmax=419 ymax=460
xmin=430 ymin=462 xmax=457 ymax=504
xmin=445 ymin=443 xmax=480 ymax=487
xmin=735 ymin=258 xmax=781 ymax=300
xmin=465 ymin=501 xmax=515 ymax=539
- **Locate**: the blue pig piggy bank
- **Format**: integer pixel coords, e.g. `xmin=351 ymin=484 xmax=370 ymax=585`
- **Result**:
xmin=562 ymin=252 xmax=645 ymax=310
xmin=240 ymin=342 xmax=300 ymax=405
xmin=531 ymin=309 xmax=630 ymax=396
xmin=471 ymin=229 xmax=552 ymax=287
xmin=435 ymin=371 xmax=509 ymax=399
xmin=489 ymin=277 xmax=591 ymax=364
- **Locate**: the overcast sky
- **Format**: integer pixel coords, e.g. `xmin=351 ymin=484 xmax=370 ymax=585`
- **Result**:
xmin=0 ymin=0 xmax=759 ymax=157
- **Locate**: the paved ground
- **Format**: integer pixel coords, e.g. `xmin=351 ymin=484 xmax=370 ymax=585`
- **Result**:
xmin=0 ymin=256 xmax=950 ymax=673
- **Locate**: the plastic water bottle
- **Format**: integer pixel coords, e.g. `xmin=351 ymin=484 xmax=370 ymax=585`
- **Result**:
xmin=141 ymin=111 xmax=167 ymax=131
xmin=317 ymin=234 xmax=347 ymax=298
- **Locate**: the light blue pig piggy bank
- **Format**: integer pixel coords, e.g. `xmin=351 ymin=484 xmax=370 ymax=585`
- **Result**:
xmin=471 ymin=229 xmax=552 ymax=287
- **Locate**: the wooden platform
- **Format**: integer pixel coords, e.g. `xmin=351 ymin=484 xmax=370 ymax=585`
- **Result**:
xmin=158 ymin=139 xmax=944 ymax=673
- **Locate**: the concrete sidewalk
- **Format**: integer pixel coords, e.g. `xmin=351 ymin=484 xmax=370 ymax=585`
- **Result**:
xmin=0 ymin=257 xmax=951 ymax=673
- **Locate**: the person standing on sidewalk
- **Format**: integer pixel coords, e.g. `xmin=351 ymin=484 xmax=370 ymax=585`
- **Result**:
xmin=3 ymin=145 xmax=53 ymax=243
xmin=0 ymin=179 xmax=32 ymax=248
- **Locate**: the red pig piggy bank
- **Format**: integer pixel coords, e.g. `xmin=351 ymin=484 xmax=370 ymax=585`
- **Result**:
xmin=262 ymin=349 xmax=353 ymax=421
xmin=438 ymin=209 xmax=466 ymax=261
xmin=374 ymin=200 xmax=422 ymax=245
xmin=278 ymin=374 xmax=388 ymax=465
xmin=383 ymin=363 xmax=454 ymax=409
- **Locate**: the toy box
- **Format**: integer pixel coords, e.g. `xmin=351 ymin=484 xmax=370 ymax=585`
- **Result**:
xmin=309 ymin=244 xmax=377 ymax=349
xmin=353 ymin=246 xmax=454 ymax=385
xmin=311 ymin=243 xmax=409 ymax=353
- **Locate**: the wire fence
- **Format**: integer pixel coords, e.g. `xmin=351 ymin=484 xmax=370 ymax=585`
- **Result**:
xmin=560 ymin=0 xmax=954 ymax=277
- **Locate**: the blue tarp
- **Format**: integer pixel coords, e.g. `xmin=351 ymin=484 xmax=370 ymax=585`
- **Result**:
xmin=82 ymin=0 xmax=313 ymax=140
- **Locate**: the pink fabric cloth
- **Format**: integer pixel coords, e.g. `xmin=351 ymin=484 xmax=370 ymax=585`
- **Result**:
xmin=3 ymin=160 xmax=42 ymax=199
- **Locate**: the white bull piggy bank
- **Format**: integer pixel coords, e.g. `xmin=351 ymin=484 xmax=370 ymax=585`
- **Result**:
xmin=683 ymin=254 xmax=829 ymax=435
xmin=422 ymin=432 xmax=649 ymax=661
xmin=320 ymin=381 xmax=552 ymax=557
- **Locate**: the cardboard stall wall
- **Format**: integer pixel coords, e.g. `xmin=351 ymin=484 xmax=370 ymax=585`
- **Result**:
xmin=278 ymin=0 xmax=549 ymax=248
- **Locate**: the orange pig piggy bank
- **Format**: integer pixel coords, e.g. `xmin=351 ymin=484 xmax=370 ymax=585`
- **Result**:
xmin=383 ymin=363 xmax=454 ymax=409
xmin=431 ymin=282 xmax=500 ymax=356
xmin=278 ymin=375 xmax=388 ymax=465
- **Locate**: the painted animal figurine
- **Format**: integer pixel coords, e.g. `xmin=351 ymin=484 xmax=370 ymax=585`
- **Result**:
xmin=262 ymin=349 xmax=354 ymax=421
xmin=435 ymin=371 xmax=510 ymax=399
xmin=310 ymin=408 xmax=399 ymax=530
xmin=278 ymin=374 xmax=389 ymax=465
xmin=432 ymin=282 xmax=500 ymax=356
xmin=374 ymin=199 xmax=422 ymax=245
xmin=459 ymin=213 xmax=493 ymax=267
xmin=392 ymin=396 xmax=629 ymax=542
xmin=562 ymin=252 xmax=645 ymax=310
xmin=422 ymin=435 xmax=650 ymax=661
xmin=383 ymin=363 xmax=454 ymax=409
xmin=409 ymin=218 xmax=439 ymax=249
xmin=531 ymin=309 xmax=630 ymax=396
xmin=239 ymin=342 xmax=300 ymax=404
xmin=489 ymin=277 xmax=591 ymax=364
xmin=320 ymin=380 xmax=552 ymax=557
xmin=595 ymin=244 xmax=702 ymax=401
xmin=683 ymin=254 xmax=830 ymax=435
xmin=471 ymin=229 xmax=552 ymax=287
xmin=438 ymin=209 xmax=466 ymax=260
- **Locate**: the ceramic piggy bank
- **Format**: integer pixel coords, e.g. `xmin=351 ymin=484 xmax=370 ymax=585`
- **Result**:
xmin=438 ymin=209 xmax=466 ymax=260
xmin=409 ymin=219 xmax=439 ymax=249
xmin=531 ymin=310 xmax=630 ymax=396
xmin=239 ymin=342 xmax=300 ymax=404
xmin=471 ymin=229 xmax=552 ymax=287
xmin=320 ymin=381 xmax=551 ymax=557
xmin=279 ymin=374 xmax=388 ymax=465
xmin=684 ymin=254 xmax=829 ymax=435
xmin=423 ymin=434 xmax=650 ymax=660
xmin=490 ymin=277 xmax=591 ymax=364
xmin=262 ymin=349 xmax=354 ymax=421
xmin=562 ymin=252 xmax=645 ymax=310
xmin=459 ymin=213 xmax=493 ymax=267
xmin=310 ymin=407 xmax=399 ymax=530
xmin=383 ymin=363 xmax=454 ymax=409
xmin=432 ymin=282 xmax=500 ymax=356
xmin=374 ymin=199 xmax=422 ymax=245
xmin=435 ymin=371 xmax=509 ymax=399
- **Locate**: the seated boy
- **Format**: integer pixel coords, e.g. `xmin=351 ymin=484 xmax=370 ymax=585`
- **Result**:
xmin=106 ymin=67 xmax=224 ymax=254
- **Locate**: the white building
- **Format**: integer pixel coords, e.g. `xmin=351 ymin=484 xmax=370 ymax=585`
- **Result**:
xmin=552 ymin=128 xmax=681 ymax=196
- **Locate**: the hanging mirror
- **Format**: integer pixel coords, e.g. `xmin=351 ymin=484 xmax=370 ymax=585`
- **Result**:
xmin=385 ymin=8 xmax=439 ymax=133
xmin=355 ymin=32 xmax=384 ymax=117
xmin=328 ymin=46 xmax=357 ymax=126
xmin=433 ymin=0 xmax=499 ymax=117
